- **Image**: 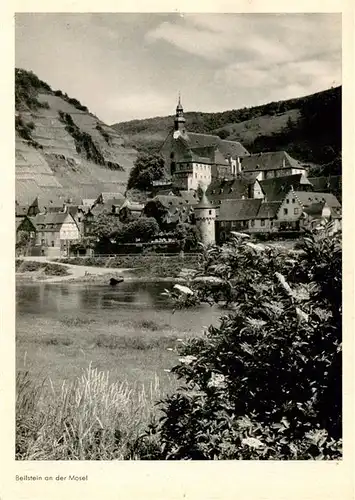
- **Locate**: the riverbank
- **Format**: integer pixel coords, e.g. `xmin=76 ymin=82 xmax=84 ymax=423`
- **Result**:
xmin=16 ymin=254 xmax=202 ymax=283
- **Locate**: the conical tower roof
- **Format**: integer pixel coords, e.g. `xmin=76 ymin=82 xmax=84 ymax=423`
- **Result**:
xmin=195 ymin=190 xmax=214 ymax=210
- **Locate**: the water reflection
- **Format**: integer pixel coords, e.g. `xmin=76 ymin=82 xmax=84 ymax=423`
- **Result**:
xmin=16 ymin=281 xmax=178 ymax=316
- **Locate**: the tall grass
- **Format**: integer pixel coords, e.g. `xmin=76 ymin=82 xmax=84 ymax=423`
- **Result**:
xmin=16 ymin=365 xmax=162 ymax=460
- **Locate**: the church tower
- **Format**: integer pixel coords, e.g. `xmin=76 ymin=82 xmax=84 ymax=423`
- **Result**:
xmin=173 ymin=93 xmax=187 ymax=138
xmin=194 ymin=189 xmax=216 ymax=246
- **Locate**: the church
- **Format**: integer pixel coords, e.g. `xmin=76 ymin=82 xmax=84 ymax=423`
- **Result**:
xmin=159 ymin=97 xmax=250 ymax=191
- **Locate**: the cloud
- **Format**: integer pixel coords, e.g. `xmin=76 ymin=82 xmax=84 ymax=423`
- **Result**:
xmin=103 ymin=91 xmax=173 ymax=122
xmin=146 ymin=14 xmax=341 ymax=79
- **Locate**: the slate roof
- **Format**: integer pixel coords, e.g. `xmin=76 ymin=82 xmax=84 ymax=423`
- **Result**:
xmin=217 ymin=199 xmax=262 ymax=221
xmin=99 ymin=192 xmax=125 ymax=203
xmin=240 ymin=151 xmax=306 ymax=172
xmin=31 ymin=212 xmax=72 ymax=232
xmin=172 ymin=133 xmax=249 ymax=165
xmin=259 ymin=174 xmax=312 ymax=202
xmin=293 ymin=191 xmax=341 ymax=208
xmin=120 ymin=200 xmax=145 ymax=211
xmin=218 ymin=139 xmax=249 ymax=158
xmin=16 ymin=215 xmax=37 ymax=231
xmin=256 ymin=202 xmax=282 ymax=219
xmin=179 ymin=190 xmax=199 ymax=205
xmin=207 ymin=178 xmax=249 ymax=203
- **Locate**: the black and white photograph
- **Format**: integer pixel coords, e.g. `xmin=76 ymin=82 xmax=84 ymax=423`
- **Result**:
xmin=14 ymin=12 xmax=343 ymax=462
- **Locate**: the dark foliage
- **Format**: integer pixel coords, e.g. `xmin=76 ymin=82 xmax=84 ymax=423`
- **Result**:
xmin=58 ymin=111 xmax=106 ymax=165
xmin=15 ymin=116 xmax=42 ymax=149
xmin=133 ymin=226 xmax=342 ymax=459
xmin=127 ymin=153 xmax=166 ymax=191
xmin=15 ymin=68 xmax=51 ymax=111
xmin=96 ymin=123 xmax=112 ymax=145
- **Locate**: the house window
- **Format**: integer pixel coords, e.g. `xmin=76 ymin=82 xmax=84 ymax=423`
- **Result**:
xmin=51 ymin=241 xmax=54 ymax=247
xmin=209 ymin=210 xmax=212 ymax=215
xmin=220 ymin=221 xmax=225 ymax=228
xmin=284 ymin=208 xmax=288 ymax=215
xmin=292 ymin=199 xmax=295 ymax=204
xmin=294 ymin=208 xmax=299 ymax=215
xmin=286 ymin=199 xmax=290 ymax=204
xmin=261 ymin=220 xmax=265 ymax=227
xmin=250 ymin=220 xmax=255 ymax=227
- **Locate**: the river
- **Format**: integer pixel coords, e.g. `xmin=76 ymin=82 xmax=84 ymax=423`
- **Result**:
xmin=16 ymin=282 xmax=224 ymax=389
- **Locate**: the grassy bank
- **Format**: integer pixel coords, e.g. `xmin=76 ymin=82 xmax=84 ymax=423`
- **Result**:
xmin=16 ymin=259 xmax=70 ymax=276
xmin=16 ymin=365 xmax=161 ymax=460
xmin=56 ymin=254 xmax=202 ymax=278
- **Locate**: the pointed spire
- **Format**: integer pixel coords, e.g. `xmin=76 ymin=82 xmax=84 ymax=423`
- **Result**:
xmin=176 ymin=91 xmax=183 ymax=112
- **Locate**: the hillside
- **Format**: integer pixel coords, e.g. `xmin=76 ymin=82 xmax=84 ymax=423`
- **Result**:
xmin=15 ymin=69 xmax=137 ymax=204
xmin=112 ymin=87 xmax=341 ymax=175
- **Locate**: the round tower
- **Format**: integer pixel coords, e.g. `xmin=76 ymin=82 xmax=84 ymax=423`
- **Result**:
xmin=194 ymin=189 xmax=216 ymax=246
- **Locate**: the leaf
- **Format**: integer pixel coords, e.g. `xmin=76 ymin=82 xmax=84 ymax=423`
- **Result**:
xmin=295 ymin=307 xmax=309 ymax=323
xmin=275 ymin=272 xmax=293 ymax=295
xmin=241 ymin=437 xmax=265 ymax=449
xmin=173 ymin=284 xmax=194 ymax=295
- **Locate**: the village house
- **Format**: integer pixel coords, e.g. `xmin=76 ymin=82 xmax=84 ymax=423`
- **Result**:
xmin=275 ymin=190 xmax=341 ymax=232
xmin=118 ymin=200 xmax=145 ymax=223
xmin=31 ymin=212 xmax=80 ymax=257
xmin=216 ymin=199 xmax=262 ymax=242
xmin=144 ymin=194 xmax=194 ymax=229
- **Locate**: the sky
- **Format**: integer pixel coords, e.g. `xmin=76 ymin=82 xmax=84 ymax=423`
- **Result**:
xmin=15 ymin=13 xmax=342 ymax=124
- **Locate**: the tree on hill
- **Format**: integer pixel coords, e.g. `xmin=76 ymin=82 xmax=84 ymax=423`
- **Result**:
xmin=127 ymin=153 xmax=166 ymax=191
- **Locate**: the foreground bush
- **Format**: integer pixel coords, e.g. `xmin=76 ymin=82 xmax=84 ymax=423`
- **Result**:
xmin=135 ymin=226 xmax=342 ymax=459
xmin=16 ymin=366 xmax=160 ymax=460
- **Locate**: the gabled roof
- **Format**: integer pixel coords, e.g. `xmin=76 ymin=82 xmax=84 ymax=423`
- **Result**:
xmin=217 ymin=199 xmax=262 ymax=221
xmin=99 ymin=192 xmax=125 ymax=203
xmin=120 ymin=200 xmax=144 ymax=211
xmin=259 ymin=173 xmax=312 ymax=202
xmin=218 ymin=139 xmax=249 ymax=158
xmin=173 ymin=132 xmax=248 ymax=164
xmin=293 ymin=191 xmax=341 ymax=208
xmin=31 ymin=212 xmax=74 ymax=231
xmin=16 ymin=215 xmax=37 ymax=232
xmin=186 ymin=132 xmax=220 ymax=149
xmin=241 ymin=151 xmax=306 ymax=172
xmin=256 ymin=202 xmax=282 ymax=219
xmin=82 ymin=198 xmax=96 ymax=207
